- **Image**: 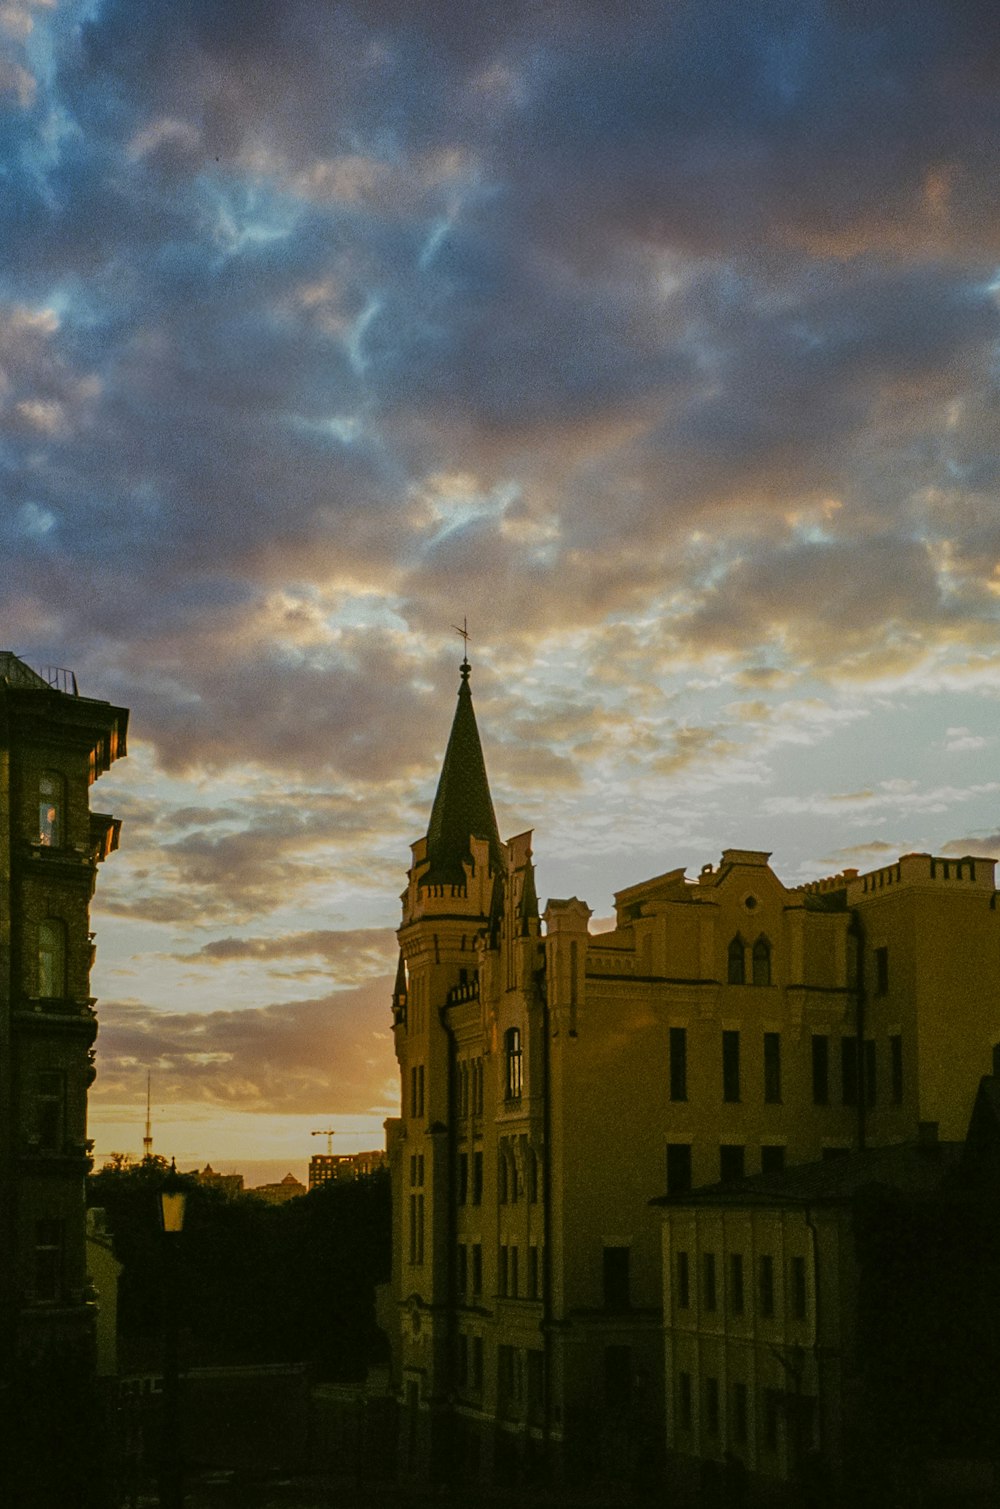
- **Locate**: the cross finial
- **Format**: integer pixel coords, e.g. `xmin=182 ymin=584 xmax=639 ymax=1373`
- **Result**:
xmin=452 ymin=616 xmax=470 ymax=677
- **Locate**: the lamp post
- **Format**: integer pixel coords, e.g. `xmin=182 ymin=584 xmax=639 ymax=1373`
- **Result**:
xmin=159 ymin=1163 xmax=187 ymax=1509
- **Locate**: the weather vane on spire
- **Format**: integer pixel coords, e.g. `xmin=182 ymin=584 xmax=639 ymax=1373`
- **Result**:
xmin=452 ymin=616 xmax=470 ymax=673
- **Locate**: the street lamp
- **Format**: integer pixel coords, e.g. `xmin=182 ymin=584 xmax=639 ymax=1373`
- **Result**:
xmin=159 ymin=1161 xmax=186 ymax=1509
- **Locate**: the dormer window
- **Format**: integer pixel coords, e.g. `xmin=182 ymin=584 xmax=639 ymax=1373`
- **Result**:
xmin=39 ymin=771 xmax=64 ymax=847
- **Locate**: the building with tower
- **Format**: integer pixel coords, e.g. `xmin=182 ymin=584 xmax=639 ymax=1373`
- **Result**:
xmin=386 ymin=655 xmax=1000 ymax=1489
xmin=0 ymin=652 xmax=128 ymax=1508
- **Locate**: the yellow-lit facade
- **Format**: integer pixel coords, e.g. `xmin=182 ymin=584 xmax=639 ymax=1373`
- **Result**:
xmin=387 ymin=661 xmax=1000 ymax=1485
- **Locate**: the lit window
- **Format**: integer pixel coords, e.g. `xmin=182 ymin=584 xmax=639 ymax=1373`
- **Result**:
xmin=504 ymin=1027 xmax=523 ymax=1100
xmin=39 ymin=772 xmax=63 ymax=847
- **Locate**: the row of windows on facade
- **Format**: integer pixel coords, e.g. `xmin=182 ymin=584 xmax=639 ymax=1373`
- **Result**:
xmin=725 ymin=936 xmax=890 ymax=996
xmin=675 ymin=1249 xmax=807 ymax=1323
xmin=666 ymin=1140 xmax=859 ymax=1193
xmin=669 ymin=1027 xmax=903 ymax=1108
xmin=673 ymin=1371 xmax=807 ymax=1455
xmin=453 ymin=1335 xmax=546 ymax=1418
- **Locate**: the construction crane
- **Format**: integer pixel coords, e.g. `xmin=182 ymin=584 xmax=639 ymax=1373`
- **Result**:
xmin=311 ymin=1129 xmax=337 ymax=1155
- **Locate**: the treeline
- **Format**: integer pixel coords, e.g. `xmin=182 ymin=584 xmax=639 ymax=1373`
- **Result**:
xmin=88 ymin=1156 xmax=391 ymax=1378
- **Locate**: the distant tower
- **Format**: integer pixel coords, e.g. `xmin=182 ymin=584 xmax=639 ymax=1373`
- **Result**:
xmin=143 ymin=1071 xmax=153 ymax=1161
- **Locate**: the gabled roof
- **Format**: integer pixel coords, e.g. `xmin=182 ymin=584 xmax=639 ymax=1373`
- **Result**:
xmin=423 ymin=661 xmax=502 ymax=884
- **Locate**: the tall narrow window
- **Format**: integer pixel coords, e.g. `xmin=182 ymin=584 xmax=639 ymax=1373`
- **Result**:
xmin=841 ymin=1039 xmax=859 ymax=1106
xmin=602 ymin=1246 xmax=630 ymax=1310
xmin=732 ymin=1381 xmax=748 ymax=1445
xmin=34 ymin=1219 xmax=64 ymax=1303
xmin=704 ymin=1376 xmax=720 ymax=1436
xmin=763 ymin=1032 xmax=782 ymax=1103
xmin=874 ymin=946 xmax=889 ymax=995
xmin=719 ymin=1144 xmax=745 ymax=1182
xmin=528 ymin=1246 xmax=539 ymax=1300
xmin=472 ymin=1244 xmax=482 ymax=1295
xmin=702 ymin=1252 xmax=717 ymax=1312
xmin=864 ymin=1039 xmax=877 ymax=1108
xmin=472 ymin=1150 xmax=483 ymax=1205
xmin=669 ymin=1026 xmax=688 ymax=1102
xmin=890 ymin=1034 xmax=903 ymax=1105
xmin=36 ymin=1071 xmax=64 ymax=1151
xmin=38 ymin=919 xmax=66 ymax=998
xmin=38 ymin=772 xmax=63 ymax=847
xmin=759 ymin=1255 xmax=775 ymax=1318
xmin=677 ymin=1250 xmax=690 ymax=1309
xmin=727 ymin=935 xmax=746 ymax=985
xmin=812 ymin=1034 xmax=830 ymax=1105
xmin=722 ymin=1030 xmax=741 ymax=1102
xmin=666 ymin=1142 xmax=692 ymax=1195
xmin=499 ymin=1244 xmax=509 ymax=1296
xmin=678 ymin=1371 xmax=693 ymax=1431
xmin=457 ymin=1243 xmax=468 ymax=1294
xmin=791 ymin=1255 xmax=807 ymax=1321
xmin=504 ymin=1027 xmax=523 ymax=1100
xmin=729 ymin=1253 xmax=744 ymax=1315
xmin=752 ymin=935 xmax=772 ymax=986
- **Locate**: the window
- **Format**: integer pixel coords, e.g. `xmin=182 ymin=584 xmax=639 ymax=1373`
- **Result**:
xmin=729 ymin=1253 xmax=744 ymax=1315
xmin=722 ymin=1030 xmax=741 ymax=1102
xmin=719 ymin=1144 xmax=745 ymax=1183
xmin=604 ymin=1345 xmax=632 ymax=1408
xmin=510 ymin=1245 xmax=519 ymax=1298
xmin=704 ymin=1376 xmax=720 ymax=1437
xmin=875 ymin=946 xmax=889 ymax=995
xmin=456 ymin=1333 xmax=468 ymax=1387
xmin=528 ymin=1246 xmax=540 ymax=1300
xmin=602 ymin=1246 xmax=630 ymax=1310
xmin=472 ymin=1150 xmax=483 ymax=1205
xmin=677 ymin=1250 xmax=690 ymax=1309
xmin=812 ymin=1034 xmax=829 ymax=1105
xmin=410 ymin=1064 xmax=425 ymax=1119
xmin=471 ymin=1335 xmax=483 ymax=1390
xmin=38 ymin=919 xmax=66 ymax=998
xmin=841 ymin=1038 xmax=859 ymax=1105
xmin=761 ymin=1144 xmax=785 ymax=1175
xmin=408 ymin=1193 xmax=425 ymax=1265
xmin=472 ymin=1243 xmax=482 ymax=1296
xmin=764 ymin=1389 xmax=780 ymax=1451
xmin=791 ymin=1255 xmax=807 ymax=1321
xmin=34 ymin=1219 xmax=64 ymax=1303
xmin=472 ymin=1058 xmax=484 ymax=1115
xmin=499 ymin=1245 xmax=509 ymax=1296
xmin=666 ymin=1142 xmax=692 ymax=1195
xmin=457 ymin=1152 xmax=468 ymax=1205
xmin=669 ymin=1026 xmax=687 ymax=1101
xmin=38 ymin=772 xmax=63 ymax=847
xmin=890 ymin=1034 xmax=903 ymax=1105
xmin=504 ymin=1027 xmax=523 ymax=1100
xmin=497 ymin=1345 xmax=519 ymax=1407
xmin=763 ymin=1032 xmax=781 ymax=1102
xmin=36 ymin=1071 xmax=64 ymax=1152
xmin=727 ymin=935 xmax=746 ymax=985
xmin=527 ymin=1351 xmax=545 ymax=1423
xmin=702 ymin=1252 xmax=717 ymax=1312
xmin=759 ymin=1255 xmax=775 ymax=1318
xmin=864 ymin=1038 xmax=877 ymax=1108
xmin=732 ymin=1381 xmax=748 ymax=1445
xmin=457 ymin=1243 xmax=468 ymax=1295
xmin=678 ymin=1371 xmax=693 ymax=1431
xmin=752 ymin=935 xmax=772 ymax=986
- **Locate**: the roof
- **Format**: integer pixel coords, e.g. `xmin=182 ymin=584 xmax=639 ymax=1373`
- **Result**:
xmin=654 ymin=1140 xmax=963 ymax=1210
xmin=423 ymin=661 xmax=503 ymax=884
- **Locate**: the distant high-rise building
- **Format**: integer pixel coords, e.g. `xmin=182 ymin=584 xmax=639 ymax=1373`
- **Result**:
xmin=0 ymin=653 xmax=127 ymax=1506
xmin=308 ymin=1148 xmax=388 ymax=1189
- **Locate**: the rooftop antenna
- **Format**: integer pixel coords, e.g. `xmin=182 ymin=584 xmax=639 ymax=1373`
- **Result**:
xmin=312 ymin=1129 xmax=337 ymax=1156
xmin=452 ymin=616 xmax=470 ymax=673
xmin=143 ymin=1071 xmax=153 ymax=1161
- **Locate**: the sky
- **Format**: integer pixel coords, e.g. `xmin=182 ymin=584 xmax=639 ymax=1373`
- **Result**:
xmin=3 ymin=0 xmax=1000 ymax=1172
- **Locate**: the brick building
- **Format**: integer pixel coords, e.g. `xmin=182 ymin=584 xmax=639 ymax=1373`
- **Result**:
xmin=0 ymin=653 xmax=127 ymax=1507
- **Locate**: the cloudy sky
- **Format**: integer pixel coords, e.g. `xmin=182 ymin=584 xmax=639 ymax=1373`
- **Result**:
xmin=4 ymin=0 xmax=1000 ymax=1172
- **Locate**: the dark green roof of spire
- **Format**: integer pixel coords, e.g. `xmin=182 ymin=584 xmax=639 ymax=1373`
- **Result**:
xmin=424 ymin=661 xmax=503 ymax=885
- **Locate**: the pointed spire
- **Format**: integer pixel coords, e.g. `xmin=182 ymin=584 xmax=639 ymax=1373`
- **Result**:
xmin=424 ymin=659 xmax=503 ymax=885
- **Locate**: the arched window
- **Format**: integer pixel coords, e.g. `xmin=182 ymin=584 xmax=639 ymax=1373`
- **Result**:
xmin=39 ymin=771 xmax=64 ymax=847
xmin=752 ymin=935 xmax=772 ymax=987
xmin=504 ymin=1027 xmax=523 ymax=1101
xmin=38 ymin=918 xmax=67 ymax=998
xmin=727 ymin=935 xmax=746 ymax=985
